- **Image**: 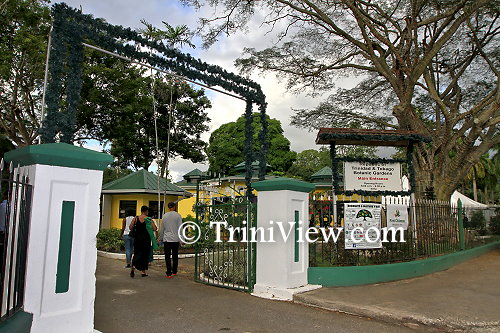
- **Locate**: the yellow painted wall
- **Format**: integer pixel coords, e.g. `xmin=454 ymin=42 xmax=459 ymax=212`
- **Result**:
xmin=312 ymin=188 xmax=381 ymax=203
xmin=177 ymin=188 xmax=196 ymax=219
xmin=108 ymin=193 xmax=179 ymax=229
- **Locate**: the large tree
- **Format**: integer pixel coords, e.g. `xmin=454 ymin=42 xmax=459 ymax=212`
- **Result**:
xmin=1 ymin=1 xmax=211 ymax=175
xmin=77 ymin=51 xmax=211 ymax=172
xmin=207 ymin=113 xmax=297 ymax=174
xmin=0 ymin=0 xmax=50 ymax=146
xmin=185 ymin=0 xmax=499 ymax=200
xmin=287 ymin=146 xmax=376 ymax=180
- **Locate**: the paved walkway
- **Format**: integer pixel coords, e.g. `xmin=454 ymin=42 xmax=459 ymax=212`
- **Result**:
xmin=295 ymin=249 xmax=500 ymax=332
xmin=94 ymin=256 xmax=419 ymax=333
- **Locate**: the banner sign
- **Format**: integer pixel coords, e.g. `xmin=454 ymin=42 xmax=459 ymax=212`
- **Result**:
xmin=386 ymin=204 xmax=409 ymax=230
xmin=344 ymin=203 xmax=382 ymax=249
xmin=344 ymin=161 xmax=402 ymax=192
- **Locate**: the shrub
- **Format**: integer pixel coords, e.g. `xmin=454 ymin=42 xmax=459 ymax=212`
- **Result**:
xmin=183 ymin=214 xmax=196 ymax=222
xmin=470 ymin=211 xmax=487 ymax=236
xmin=490 ymin=215 xmax=500 ymax=235
xmin=96 ymin=228 xmax=124 ymax=252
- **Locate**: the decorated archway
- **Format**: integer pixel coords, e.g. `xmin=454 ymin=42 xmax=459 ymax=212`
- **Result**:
xmin=41 ymin=3 xmax=268 ymax=194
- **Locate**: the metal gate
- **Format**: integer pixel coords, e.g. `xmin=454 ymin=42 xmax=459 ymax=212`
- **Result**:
xmin=0 ymin=162 xmax=33 ymax=321
xmin=194 ymin=183 xmax=256 ymax=292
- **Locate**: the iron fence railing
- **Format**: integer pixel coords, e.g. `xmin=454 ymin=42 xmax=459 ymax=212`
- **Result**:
xmin=0 ymin=162 xmax=33 ymax=322
xmin=309 ymin=192 xmax=499 ymax=267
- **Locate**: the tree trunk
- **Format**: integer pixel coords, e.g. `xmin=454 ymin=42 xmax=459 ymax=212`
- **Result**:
xmin=472 ymin=169 xmax=478 ymax=202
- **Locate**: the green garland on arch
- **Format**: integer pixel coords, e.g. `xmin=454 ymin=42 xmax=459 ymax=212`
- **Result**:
xmin=318 ymin=132 xmax=432 ymax=143
xmin=335 ymin=156 xmax=407 ymax=164
xmin=329 ymin=141 xmax=420 ymax=197
xmin=41 ymin=3 xmax=268 ymax=194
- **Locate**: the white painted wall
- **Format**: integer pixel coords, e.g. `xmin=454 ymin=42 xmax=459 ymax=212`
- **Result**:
xmin=19 ymin=164 xmax=103 ymax=333
xmin=253 ymin=189 xmax=321 ymax=300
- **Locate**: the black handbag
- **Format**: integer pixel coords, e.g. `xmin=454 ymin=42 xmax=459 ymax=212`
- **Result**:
xmin=128 ymin=216 xmax=138 ymax=238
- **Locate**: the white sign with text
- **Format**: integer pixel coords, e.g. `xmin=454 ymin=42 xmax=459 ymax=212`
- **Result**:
xmin=344 ymin=161 xmax=402 ymax=192
xmin=344 ymin=203 xmax=382 ymax=249
xmin=386 ymin=204 xmax=409 ymax=230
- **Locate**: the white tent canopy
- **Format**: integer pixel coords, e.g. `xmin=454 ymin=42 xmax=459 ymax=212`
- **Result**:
xmin=451 ymin=191 xmax=488 ymax=208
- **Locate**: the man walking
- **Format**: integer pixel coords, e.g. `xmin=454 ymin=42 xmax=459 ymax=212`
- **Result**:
xmin=160 ymin=202 xmax=183 ymax=278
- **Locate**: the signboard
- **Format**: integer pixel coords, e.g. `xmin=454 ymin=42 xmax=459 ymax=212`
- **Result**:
xmin=344 ymin=203 xmax=382 ymax=249
xmin=344 ymin=161 xmax=402 ymax=192
xmin=386 ymin=204 xmax=408 ymax=230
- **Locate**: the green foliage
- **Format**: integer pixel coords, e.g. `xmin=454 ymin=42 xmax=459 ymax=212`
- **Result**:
xmin=102 ymin=167 xmax=133 ymax=185
xmin=0 ymin=0 xmax=51 ymax=145
xmin=287 ymin=148 xmax=330 ymax=181
xmin=138 ymin=19 xmax=195 ymax=48
xmin=207 ymin=113 xmax=296 ymax=174
xmin=38 ymin=3 xmax=268 ymax=190
xmin=0 ymin=133 xmax=15 ymax=197
xmin=469 ymin=211 xmax=487 ymax=235
xmin=288 ymin=145 xmax=377 ymax=181
xmin=182 ymin=214 xmax=196 ymax=222
xmin=185 ymin=0 xmax=499 ymax=200
xmin=96 ymin=228 xmax=124 ymax=252
xmin=76 ymin=46 xmax=212 ymax=172
xmin=490 ymin=215 xmax=500 ymax=235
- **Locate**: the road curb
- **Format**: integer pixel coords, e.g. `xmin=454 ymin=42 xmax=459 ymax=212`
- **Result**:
xmin=97 ymin=250 xmax=196 ymax=260
xmin=293 ymin=293 xmax=500 ymax=331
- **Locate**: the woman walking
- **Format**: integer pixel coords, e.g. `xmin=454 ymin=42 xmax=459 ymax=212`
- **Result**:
xmin=121 ymin=209 xmax=135 ymax=268
xmin=129 ymin=206 xmax=158 ymax=277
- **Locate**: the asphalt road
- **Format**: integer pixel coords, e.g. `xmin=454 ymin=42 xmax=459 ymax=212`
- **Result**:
xmin=94 ymin=256 xmax=424 ymax=333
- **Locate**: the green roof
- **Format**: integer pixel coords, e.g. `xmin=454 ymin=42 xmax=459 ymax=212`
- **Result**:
xmin=102 ymin=169 xmax=186 ymax=194
xmin=4 ymin=142 xmax=112 ymax=171
xmin=310 ymin=166 xmax=332 ymax=180
xmin=182 ymin=168 xmax=209 ymax=181
xmin=234 ymin=160 xmax=271 ymax=173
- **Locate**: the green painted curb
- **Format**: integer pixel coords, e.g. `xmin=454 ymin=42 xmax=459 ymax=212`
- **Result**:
xmin=253 ymin=177 xmax=315 ymax=193
xmin=308 ymin=241 xmax=500 ymax=287
xmin=4 ymin=143 xmax=113 ymax=171
xmin=0 ymin=311 xmax=33 ymax=333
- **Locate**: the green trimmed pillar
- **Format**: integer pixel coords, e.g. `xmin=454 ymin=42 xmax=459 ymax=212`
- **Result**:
xmin=4 ymin=143 xmax=112 ymax=333
xmin=252 ymin=178 xmax=321 ymax=300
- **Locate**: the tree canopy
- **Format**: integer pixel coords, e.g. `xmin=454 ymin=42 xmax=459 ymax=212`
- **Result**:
xmin=207 ymin=113 xmax=296 ymax=175
xmin=76 ymin=50 xmax=211 ymax=172
xmin=287 ymin=146 xmax=377 ymax=181
xmin=185 ymin=0 xmax=500 ymax=200
xmin=0 ymin=0 xmax=50 ymax=146
xmin=1 ymin=1 xmax=212 ymax=176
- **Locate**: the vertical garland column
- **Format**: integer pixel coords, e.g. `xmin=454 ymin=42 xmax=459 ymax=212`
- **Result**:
xmin=40 ymin=7 xmax=69 ymax=143
xmin=407 ymin=141 xmax=419 ymax=244
xmin=244 ymin=99 xmax=254 ymax=198
xmin=330 ymin=143 xmax=338 ymax=224
xmin=61 ymin=26 xmax=85 ymax=143
xmin=258 ymin=103 xmax=268 ymax=181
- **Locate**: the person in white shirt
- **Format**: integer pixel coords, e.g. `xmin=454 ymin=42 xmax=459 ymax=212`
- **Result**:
xmin=160 ymin=202 xmax=183 ymax=278
xmin=120 ymin=209 xmax=135 ymax=268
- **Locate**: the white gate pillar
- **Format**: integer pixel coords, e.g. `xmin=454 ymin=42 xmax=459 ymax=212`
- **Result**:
xmin=252 ymin=178 xmax=321 ymax=300
xmin=5 ymin=143 xmax=112 ymax=333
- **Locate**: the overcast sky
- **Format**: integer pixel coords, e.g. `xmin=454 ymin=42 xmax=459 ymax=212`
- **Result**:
xmin=55 ymin=0 xmax=336 ymax=181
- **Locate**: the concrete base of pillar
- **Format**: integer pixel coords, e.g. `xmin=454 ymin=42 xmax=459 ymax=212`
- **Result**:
xmin=252 ymin=284 xmax=322 ymax=301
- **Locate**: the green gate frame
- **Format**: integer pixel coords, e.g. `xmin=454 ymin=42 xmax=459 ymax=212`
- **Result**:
xmin=194 ymin=181 xmax=256 ymax=292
